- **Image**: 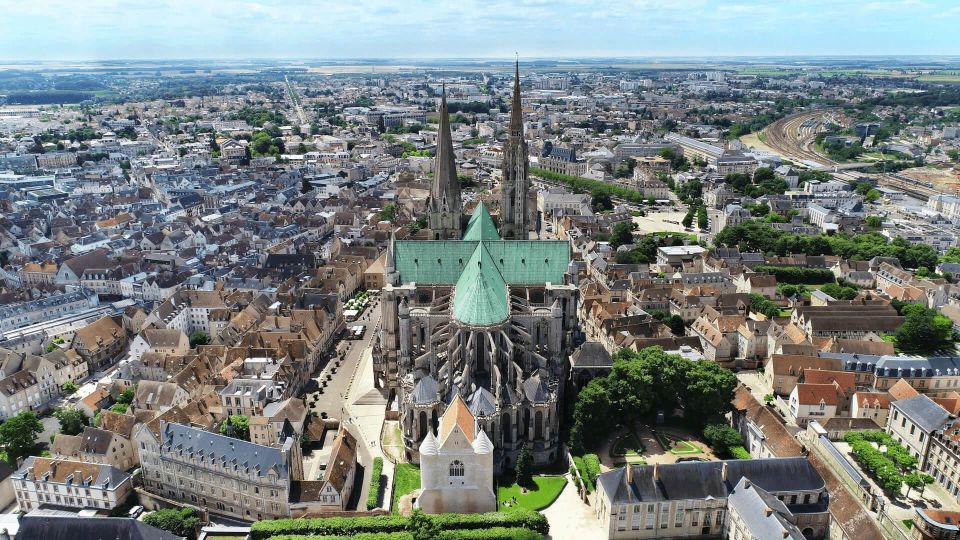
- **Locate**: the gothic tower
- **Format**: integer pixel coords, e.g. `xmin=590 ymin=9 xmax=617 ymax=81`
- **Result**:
xmin=428 ymin=85 xmax=463 ymax=240
xmin=499 ymin=61 xmax=529 ymax=240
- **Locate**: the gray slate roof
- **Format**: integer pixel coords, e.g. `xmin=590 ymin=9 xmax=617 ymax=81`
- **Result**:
xmin=160 ymin=421 xmax=289 ymax=479
xmin=891 ymin=395 xmax=951 ymax=433
xmin=597 ymin=457 xmax=823 ymax=505
xmin=18 ymin=513 xmax=184 ymax=540
xmin=727 ymin=477 xmax=806 ymax=540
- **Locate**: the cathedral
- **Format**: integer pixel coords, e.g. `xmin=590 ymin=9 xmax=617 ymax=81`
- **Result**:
xmin=373 ymin=64 xmax=578 ymax=470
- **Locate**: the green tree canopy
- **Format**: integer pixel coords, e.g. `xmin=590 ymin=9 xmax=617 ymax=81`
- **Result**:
xmin=0 ymin=411 xmax=43 ymax=463
xmin=143 ymin=507 xmax=201 ymax=540
xmin=515 ymin=444 xmax=534 ymax=488
xmin=54 ymin=407 xmax=87 ymax=436
xmin=609 ymin=222 xmax=634 ymax=249
xmin=220 ymin=415 xmax=250 ymax=441
xmin=189 ymin=331 xmax=210 ymax=348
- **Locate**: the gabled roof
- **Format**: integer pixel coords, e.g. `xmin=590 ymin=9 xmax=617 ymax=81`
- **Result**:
xmin=439 ymin=394 xmax=476 ymax=445
xmin=891 ymin=395 xmax=950 ymax=433
xmin=452 ymin=241 xmax=509 ymax=326
xmin=393 ymin=239 xmax=568 ymax=285
xmin=462 ymin=202 xmax=499 ymax=242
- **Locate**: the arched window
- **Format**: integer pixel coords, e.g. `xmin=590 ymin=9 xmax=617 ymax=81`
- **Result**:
xmin=449 ymin=460 xmax=465 ymax=477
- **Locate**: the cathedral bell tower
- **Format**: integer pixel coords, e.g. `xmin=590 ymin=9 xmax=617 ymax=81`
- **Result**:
xmin=428 ymin=85 xmax=463 ymax=240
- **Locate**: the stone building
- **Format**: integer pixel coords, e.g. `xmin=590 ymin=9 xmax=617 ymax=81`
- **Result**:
xmin=417 ymin=394 xmax=495 ymax=514
xmin=374 ymin=201 xmax=577 ymax=470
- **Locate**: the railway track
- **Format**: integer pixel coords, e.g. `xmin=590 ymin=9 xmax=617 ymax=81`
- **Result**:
xmin=762 ymin=109 xmax=841 ymax=168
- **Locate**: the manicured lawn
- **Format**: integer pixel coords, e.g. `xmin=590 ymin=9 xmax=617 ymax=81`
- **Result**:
xmin=612 ymin=433 xmax=645 ymax=457
xmin=497 ymin=475 xmax=567 ymax=512
xmin=392 ymin=463 xmax=421 ymax=513
xmin=670 ymin=441 xmax=702 ymax=455
xmin=654 ymin=431 xmax=703 ymax=455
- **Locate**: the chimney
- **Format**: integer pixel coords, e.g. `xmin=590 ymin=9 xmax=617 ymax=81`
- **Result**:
xmin=765 ymin=506 xmax=773 ymax=517
xmin=781 ymin=531 xmax=789 ymax=539
xmin=721 ymin=462 xmax=729 ymax=482
xmin=75 ymin=470 xmax=81 ymax=484
xmin=626 ymin=463 xmax=633 ymax=484
xmin=652 ymin=463 xmax=660 ymax=482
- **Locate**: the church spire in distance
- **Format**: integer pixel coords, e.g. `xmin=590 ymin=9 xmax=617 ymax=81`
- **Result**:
xmin=428 ymin=82 xmax=462 ymax=240
xmin=499 ymin=57 xmax=529 ymax=240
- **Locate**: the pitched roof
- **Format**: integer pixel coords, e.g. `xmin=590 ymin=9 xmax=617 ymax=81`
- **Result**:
xmin=18 ymin=513 xmax=184 ymax=540
xmin=323 ymin=427 xmax=357 ymax=492
xmin=891 ymin=395 xmax=951 ymax=433
xmin=888 ymin=378 xmax=920 ymax=401
xmin=452 ymin=241 xmax=509 ymax=326
xmin=439 ymin=394 xmax=476 ymax=445
xmin=393 ymin=239 xmax=569 ymax=285
xmin=794 ymin=384 xmax=841 ymax=407
xmin=462 ymin=202 xmax=500 ymax=242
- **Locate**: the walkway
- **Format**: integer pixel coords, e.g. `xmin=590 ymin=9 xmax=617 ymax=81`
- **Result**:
xmin=542 ymin=474 xmax=605 ymax=540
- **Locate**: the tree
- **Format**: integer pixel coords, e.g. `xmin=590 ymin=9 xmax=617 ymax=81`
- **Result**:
xmin=220 ymin=415 xmax=250 ymax=441
xmin=591 ymin=191 xmax=613 ymax=212
xmin=61 ymin=380 xmax=79 ymax=395
xmin=865 ymin=215 xmax=883 ymax=229
xmin=681 ymin=209 xmax=694 ymax=228
xmin=683 ymin=360 xmax=737 ymax=421
xmin=515 ymin=444 xmax=534 ymax=488
xmin=54 ymin=407 xmax=87 ymax=436
xmin=380 ymin=204 xmax=398 ymax=222
xmin=143 ymin=507 xmax=201 ymax=540
xmin=409 ymin=509 xmax=440 ymax=540
xmin=189 ymin=331 xmax=210 ymax=348
xmin=0 ymin=411 xmax=43 ymax=463
xmin=703 ymin=424 xmax=744 ymax=457
xmin=300 ymin=177 xmax=314 ymax=193
xmin=895 ymin=307 xmax=954 ymax=354
xmin=610 ymin=222 xmax=634 ymax=249
xmin=904 ymin=473 xmax=925 ymax=497
xmin=697 ymin=206 xmax=708 ymax=230
xmin=117 ymin=386 xmax=135 ymax=405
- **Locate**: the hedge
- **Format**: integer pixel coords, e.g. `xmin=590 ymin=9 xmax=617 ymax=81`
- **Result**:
xmin=366 ymin=457 xmax=384 ymax=510
xmin=266 ymin=531 xmax=541 ymax=540
xmin=582 ymin=454 xmax=601 ymax=489
xmin=754 ymin=265 xmax=836 ymax=285
xmin=730 ymin=446 xmax=751 ymax=459
xmin=266 ymin=535 xmax=412 ymax=540
xmin=572 ymin=456 xmax=593 ymax=492
xmin=437 ymin=527 xmax=543 ymax=540
xmin=250 ymin=510 xmax=549 ymax=540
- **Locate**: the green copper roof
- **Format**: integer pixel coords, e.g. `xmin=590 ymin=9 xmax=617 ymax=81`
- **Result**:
xmin=462 ymin=203 xmax=500 ymax=242
xmin=452 ymin=242 xmax=509 ymax=326
xmin=394 ymin=240 xmax=569 ymax=285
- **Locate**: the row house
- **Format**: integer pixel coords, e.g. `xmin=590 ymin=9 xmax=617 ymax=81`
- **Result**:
xmin=13 ymin=457 xmax=132 ymax=512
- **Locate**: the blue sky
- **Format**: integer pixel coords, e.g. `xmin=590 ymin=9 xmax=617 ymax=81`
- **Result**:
xmin=1 ymin=0 xmax=958 ymax=60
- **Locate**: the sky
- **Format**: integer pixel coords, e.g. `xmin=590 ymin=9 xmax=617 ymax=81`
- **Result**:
xmin=1 ymin=0 xmax=959 ymax=61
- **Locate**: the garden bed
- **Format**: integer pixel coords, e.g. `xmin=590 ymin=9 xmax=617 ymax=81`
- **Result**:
xmin=653 ymin=431 xmax=702 ymax=455
xmin=611 ymin=433 xmax=646 ymax=458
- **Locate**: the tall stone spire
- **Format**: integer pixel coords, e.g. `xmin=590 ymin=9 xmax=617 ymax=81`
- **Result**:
xmin=428 ymin=84 xmax=462 ymax=240
xmin=500 ymin=60 xmax=529 ymax=240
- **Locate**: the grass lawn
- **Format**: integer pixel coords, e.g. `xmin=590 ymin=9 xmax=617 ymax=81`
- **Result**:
xmin=670 ymin=441 xmax=702 ymax=455
xmin=654 ymin=431 xmax=703 ymax=455
xmin=902 ymin=519 xmax=914 ymax=530
xmin=391 ymin=463 xmax=421 ymax=513
xmin=497 ymin=475 xmax=567 ymax=512
xmin=612 ymin=433 xmax=646 ymax=457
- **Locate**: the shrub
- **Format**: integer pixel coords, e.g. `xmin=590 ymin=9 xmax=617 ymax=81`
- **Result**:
xmin=249 ymin=511 xmax=548 ymax=540
xmin=437 ymin=528 xmax=543 ymax=540
xmin=582 ymin=454 xmax=601 ymax=488
xmin=266 ymin=535 xmax=412 ymax=540
xmin=367 ymin=457 xmax=384 ymax=510
xmin=730 ymin=446 xmax=752 ymax=460
xmin=143 ymin=507 xmax=201 ymax=540
xmin=572 ymin=456 xmax=593 ymax=492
